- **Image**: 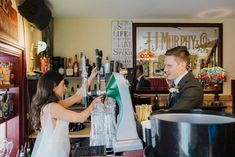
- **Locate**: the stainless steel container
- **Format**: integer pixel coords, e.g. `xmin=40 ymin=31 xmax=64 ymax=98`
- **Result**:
xmin=144 ymin=110 xmax=235 ymax=157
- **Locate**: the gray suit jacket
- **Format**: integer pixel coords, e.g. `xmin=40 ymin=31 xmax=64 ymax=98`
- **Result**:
xmin=168 ymin=72 xmax=203 ymax=110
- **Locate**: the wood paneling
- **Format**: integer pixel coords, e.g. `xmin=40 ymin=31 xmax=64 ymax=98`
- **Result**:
xmin=232 ymin=80 xmax=235 ymax=114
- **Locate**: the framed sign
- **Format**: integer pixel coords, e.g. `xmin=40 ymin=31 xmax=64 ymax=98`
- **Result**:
xmin=0 ymin=0 xmax=18 ymax=42
xmin=112 ymin=21 xmax=133 ymax=68
xmin=133 ymin=23 xmax=223 ymax=93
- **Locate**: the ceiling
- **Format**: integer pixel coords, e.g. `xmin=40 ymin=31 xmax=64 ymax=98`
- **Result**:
xmin=45 ymin=0 xmax=235 ymax=19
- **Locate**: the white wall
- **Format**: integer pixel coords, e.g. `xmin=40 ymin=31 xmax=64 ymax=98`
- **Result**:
xmin=24 ymin=21 xmax=42 ymax=74
xmin=54 ymin=19 xmax=112 ymax=62
xmin=54 ymin=18 xmax=235 ymax=94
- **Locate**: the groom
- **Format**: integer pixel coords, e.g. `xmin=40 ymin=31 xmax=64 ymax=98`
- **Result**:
xmin=164 ymin=46 xmax=203 ymax=110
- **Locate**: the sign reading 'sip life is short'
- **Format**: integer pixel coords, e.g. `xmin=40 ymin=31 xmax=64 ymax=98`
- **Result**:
xmin=112 ymin=21 xmax=133 ymax=68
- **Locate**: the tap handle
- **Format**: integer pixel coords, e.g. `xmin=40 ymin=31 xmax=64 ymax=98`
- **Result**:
xmin=95 ymin=49 xmax=101 ymax=71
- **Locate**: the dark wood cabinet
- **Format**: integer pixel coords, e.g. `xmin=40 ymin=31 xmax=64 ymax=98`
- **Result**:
xmin=232 ymin=80 xmax=235 ymax=114
xmin=0 ymin=38 xmax=26 ymax=156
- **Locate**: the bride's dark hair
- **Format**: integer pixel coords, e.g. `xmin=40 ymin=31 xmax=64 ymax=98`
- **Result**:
xmin=31 ymin=71 xmax=64 ymax=131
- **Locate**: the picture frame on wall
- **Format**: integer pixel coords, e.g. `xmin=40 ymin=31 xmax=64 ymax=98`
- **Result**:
xmin=153 ymin=62 xmax=163 ymax=76
xmin=138 ymin=61 xmax=149 ymax=76
xmin=143 ymin=63 xmax=149 ymax=76
xmin=0 ymin=0 xmax=19 ymax=42
xmin=133 ymin=23 xmax=223 ymax=93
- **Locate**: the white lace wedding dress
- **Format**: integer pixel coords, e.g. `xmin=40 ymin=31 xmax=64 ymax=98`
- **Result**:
xmin=32 ymin=104 xmax=70 ymax=157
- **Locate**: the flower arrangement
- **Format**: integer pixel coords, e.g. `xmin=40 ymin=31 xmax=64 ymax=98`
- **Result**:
xmin=169 ymin=85 xmax=180 ymax=97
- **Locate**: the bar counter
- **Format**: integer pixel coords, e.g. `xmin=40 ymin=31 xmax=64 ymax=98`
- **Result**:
xmin=29 ymin=122 xmax=90 ymax=139
xmin=29 ymin=123 xmax=143 ymax=157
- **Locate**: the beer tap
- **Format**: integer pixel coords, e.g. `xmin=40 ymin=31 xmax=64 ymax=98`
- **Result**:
xmin=95 ymin=49 xmax=103 ymax=96
xmin=81 ymin=55 xmax=88 ymax=108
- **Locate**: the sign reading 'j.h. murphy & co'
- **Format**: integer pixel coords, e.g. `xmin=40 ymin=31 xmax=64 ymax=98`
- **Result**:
xmin=136 ymin=27 xmax=219 ymax=53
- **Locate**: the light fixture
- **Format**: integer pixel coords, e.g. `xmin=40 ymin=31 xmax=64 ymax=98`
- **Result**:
xmin=137 ymin=49 xmax=156 ymax=60
xmin=37 ymin=41 xmax=47 ymax=54
xmin=199 ymin=66 xmax=225 ymax=85
xmin=199 ymin=66 xmax=225 ymax=101
xmin=208 ymin=66 xmax=225 ymax=84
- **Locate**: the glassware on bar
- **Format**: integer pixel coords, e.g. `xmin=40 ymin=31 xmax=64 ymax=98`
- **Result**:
xmin=0 ymin=138 xmax=13 ymax=157
xmin=90 ymin=97 xmax=116 ymax=148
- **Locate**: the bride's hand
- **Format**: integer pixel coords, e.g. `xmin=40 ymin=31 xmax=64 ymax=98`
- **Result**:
xmin=89 ymin=67 xmax=98 ymax=81
xmin=87 ymin=67 xmax=98 ymax=87
xmin=92 ymin=96 xmax=104 ymax=104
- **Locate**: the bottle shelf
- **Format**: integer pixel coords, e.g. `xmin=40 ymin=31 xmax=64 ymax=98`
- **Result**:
xmin=64 ymin=76 xmax=82 ymax=80
xmin=0 ymin=86 xmax=19 ymax=92
xmin=64 ymin=76 xmax=106 ymax=82
xmin=0 ymin=113 xmax=17 ymax=124
xmin=27 ymin=75 xmax=106 ymax=82
xmin=0 ymin=84 xmax=14 ymax=89
xmin=1 ymin=36 xmax=24 ymax=157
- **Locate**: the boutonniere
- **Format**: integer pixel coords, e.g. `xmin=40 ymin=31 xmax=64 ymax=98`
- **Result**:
xmin=169 ymin=85 xmax=180 ymax=97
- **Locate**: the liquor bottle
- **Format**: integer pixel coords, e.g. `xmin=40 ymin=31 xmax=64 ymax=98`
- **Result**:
xmin=0 ymin=63 xmax=3 ymax=85
xmin=44 ymin=53 xmax=49 ymax=72
xmin=58 ymin=57 xmax=65 ymax=75
xmin=71 ymin=87 xmax=75 ymax=96
xmin=73 ymin=54 xmax=79 ymax=77
xmin=46 ymin=53 xmax=51 ymax=71
xmin=104 ymin=56 xmax=110 ymax=74
xmin=7 ymin=93 xmax=14 ymax=113
xmin=1 ymin=91 xmax=8 ymax=118
xmin=0 ymin=94 xmax=3 ymax=118
xmin=40 ymin=53 xmax=45 ymax=73
xmin=104 ymin=57 xmax=111 ymax=83
xmin=86 ymin=58 xmax=92 ymax=77
xmin=76 ymin=84 xmax=80 ymax=92
xmin=66 ymin=58 xmax=73 ymax=76
xmin=25 ymin=142 xmax=31 ymax=157
xmin=110 ymin=60 xmax=114 ymax=73
xmin=19 ymin=145 xmax=25 ymax=157
xmin=9 ymin=62 xmax=15 ymax=85
xmin=64 ymin=81 xmax=70 ymax=99
xmin=4 ymin=63 xmax=11 ymax=85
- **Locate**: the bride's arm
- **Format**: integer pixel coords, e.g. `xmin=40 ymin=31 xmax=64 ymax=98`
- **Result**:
xmin=59 ymin=68 xmax=98 ymax=108
xmin=51 ymin=96 xmax=103 ymax=123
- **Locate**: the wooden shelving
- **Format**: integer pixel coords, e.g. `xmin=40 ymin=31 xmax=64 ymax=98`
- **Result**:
xmin=0 ymin=113 xmax=17 ymax=124
xmin=0 ymin=84 xmax=14 ymax=89
xmin=0 ymin=37 xmax=25 ymax=157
